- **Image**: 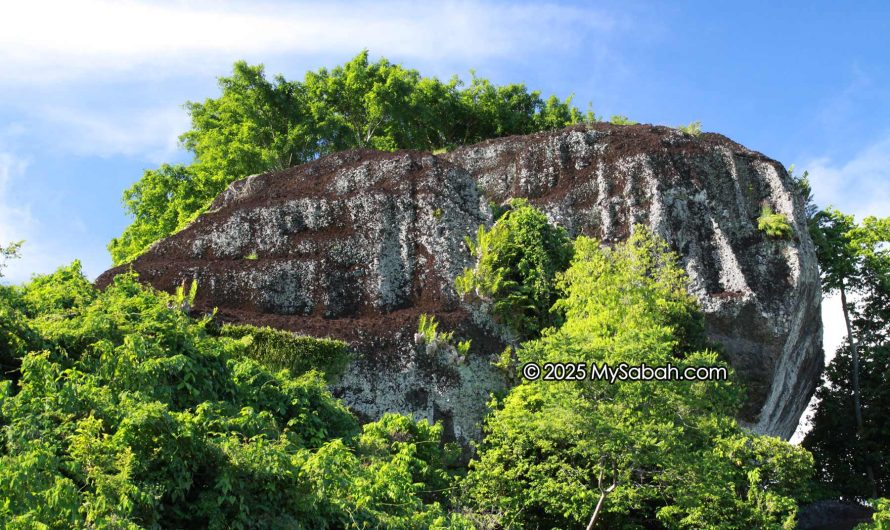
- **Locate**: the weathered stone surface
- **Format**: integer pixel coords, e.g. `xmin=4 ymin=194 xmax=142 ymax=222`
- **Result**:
xmin=97 ymin=123 xmax=823 ymax=441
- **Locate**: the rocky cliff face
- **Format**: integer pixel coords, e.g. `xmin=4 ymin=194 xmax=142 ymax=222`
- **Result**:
xmin=97 ymin=123 xmax=823 ymax=441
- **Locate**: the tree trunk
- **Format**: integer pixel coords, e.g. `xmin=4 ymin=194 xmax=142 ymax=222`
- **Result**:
xmin=586 ymin=491 xmax=608 ymax=530
xmin=839 ymin=283 xmax=878 ymax=498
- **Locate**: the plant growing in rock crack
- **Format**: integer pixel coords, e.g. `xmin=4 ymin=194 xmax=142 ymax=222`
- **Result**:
xmin=758 ymin=205 xmax=793 ymax=239
xmin=677 ymin=120 xmax=702 ymax=136
xmin=244 ymin=251 xmax=259 ymax=260
xmin=456 ymin=199 xmax=573 ymax=340
xmin=414 ymin=314 xmax=471 ymax=364
xmin=609 ymin=115 xmax=637 ymax=125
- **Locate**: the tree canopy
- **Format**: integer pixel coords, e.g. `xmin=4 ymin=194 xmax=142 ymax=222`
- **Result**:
xmin=460 ymin=227 xmax=813 ymax=529
xmin=109 ymin=51 xmax=592 ymax=265
xmin=0 ymin=263 xmax=471 ymax=528
xmin=804 ymin=208 xmax=890 ymax=501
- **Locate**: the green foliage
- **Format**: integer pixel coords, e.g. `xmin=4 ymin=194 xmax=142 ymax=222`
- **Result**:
xmin=416 ymin=314 xmax=471 ymax=364
xmin=0 ymin=265 xmax=466 ymax=528
xmin=456 ymin=199 xmax=573 ymax=339
xmin=810 ymin=208 xmax=890 ymax=295
xmin=805 ymin=339 xmax=890 ymax=498
xmin=857 ymin=498 xmax=890 ymax=529
xmin=109 ymin=164 xmax=207 ymax=265
xmin=758 ymin=205 xmax=794 ymax=239
xmin=609 ymin=115 xmax=638 ymax=125
xmin=0 ymin=240 xmax=22 ymax=278
xmin=218 ymin=323 xmax=351 ymax=381
xmin=789 ymin=165 xmax=817 ymax=220
xmin=677 ymin=120 xmax=702 ymax=136
xmin=804 ymin=212 xmax=890 ymax=499
xmin=244 ymin=251 xmax=258 ymax=260
xmin=110 ymin=52 xmax=594 ymax=265
xmin=461 ymin=228 xmax=813 ymax=529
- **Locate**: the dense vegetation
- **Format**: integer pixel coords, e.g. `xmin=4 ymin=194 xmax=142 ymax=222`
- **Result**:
xmin=109 ymin=51 xmax=596 ymax=265
xmin=2 ymin=226 xmax=819 ymax=528
xmin=0 ymin=264 xmax=470 ymax=528
xmin=460 ymin=228 xmax=813 ymax=529
xmin=5 ymin=53 xmax=890 ymax=527
xmin=803 ymin=207 xmax=890 ymax=502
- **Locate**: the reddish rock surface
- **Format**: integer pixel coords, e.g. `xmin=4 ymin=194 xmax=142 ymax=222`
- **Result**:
xmin=97 ymin=123 xmax=823 ymax=441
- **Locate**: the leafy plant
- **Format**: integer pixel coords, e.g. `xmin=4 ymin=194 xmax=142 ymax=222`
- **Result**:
xmin=856 ymin=498 xmax=890 ymax=529
xmin=244 ymin=251 xmax=259 ymax=260
xmin=460 ymin=228 xmax=813 ymax=529
xmin=0 ymin=241 xmax=22 ymax=278
xmin=609 ymin=115 xmax=638 ymax=125
xmin=456 ymin=199 xmax=573 ymax=339
xmin=415 ymin=314 xmax=471 ymax=364
xmin=109 ymin=52 xmax=597 ymax=265
xmin=804 ymin=208 xmax=890 ymax=500
xmin=0 ymin=265 xmax=468 ymax=528
xmin=219 ymin=323 xmax=351 ymax=381
xmin=677 ymin=120 xmax=702 ymax=136
xmin=758 ymin=205 xmax=794 ymax=238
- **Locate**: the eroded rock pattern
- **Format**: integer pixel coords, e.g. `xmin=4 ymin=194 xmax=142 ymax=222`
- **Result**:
xmin=97 ymin=124 xmax=822 ymax=441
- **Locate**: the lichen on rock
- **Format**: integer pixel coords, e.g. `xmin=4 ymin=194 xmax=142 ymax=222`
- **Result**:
xmin=97 ymin=124 xmax=822 ymax=442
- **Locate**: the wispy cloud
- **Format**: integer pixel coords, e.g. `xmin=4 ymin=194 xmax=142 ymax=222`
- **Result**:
xmin=803 ymin=136 xmax=890 ymax=364
xmin=805 ymin=135 xmax=890 ymax=220
xmin=0 ymin=0 xmax=614 ymax=84
xmin=0 ymin=150 xmax=107 ymax=284
xmin=36 ymin=105 xmax=191 ymax=162
xmin=0 ymin=151 xmax=42 ymax=284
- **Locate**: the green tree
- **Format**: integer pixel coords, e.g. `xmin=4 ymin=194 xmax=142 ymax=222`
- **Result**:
xmin=0 ymin=264 xmax=471 ymax=528
xmin=0 ymin=241 xmax=22 ymax=278
xmin=856 ymin=498 xmax=890 ymax=529
xmin=455 ymin=199 xmax=574 ymax=339
xmin=461 ymin=228 xmax=813 ymax=529
xmin=807 ymin=208 xmax=890 ymax=498
xmin=109 ymin=52 xmax=590 ymax=265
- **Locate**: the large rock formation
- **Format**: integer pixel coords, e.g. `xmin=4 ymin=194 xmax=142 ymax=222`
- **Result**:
xmin=97 ymin=123 xmax=823 ymax=441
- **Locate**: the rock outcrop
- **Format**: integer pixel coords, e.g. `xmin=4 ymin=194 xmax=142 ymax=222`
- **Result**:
xmin=97 ymin=123 xmax=823 ymax=441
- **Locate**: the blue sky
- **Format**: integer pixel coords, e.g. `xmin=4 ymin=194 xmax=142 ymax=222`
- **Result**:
xmin=1 ymin=1 xmax=888 ymax=408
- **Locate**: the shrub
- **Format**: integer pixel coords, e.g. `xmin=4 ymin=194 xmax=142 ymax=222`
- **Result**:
xmin=456 ymin=199 xmax=573 ymax=339
xmin=460 ymin=228 xmax=813 ymax=529
xmin=0 ymin=266 xmax=465 ymax=528
xmin=609 ymin=115 xmax=638 ymax=125
xmin=677 ymin=120 xmax=702 ymax=136
xmin=857 ymin=498 xmax=890 ymax=529
xmin=219 ymin=323 xmax=351 ymax=380
xmin=758 ymin=205 xmax=794 ymax=239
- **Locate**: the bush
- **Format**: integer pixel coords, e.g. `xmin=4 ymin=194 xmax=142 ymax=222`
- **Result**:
xmin=677 ymin=120 xmax=702 ymax=136
xmin=460 ymin=228 xmax=813 ymax=529
xmin=456 ymin=199 xmax=573 ymax=339
xmin=218 ymin=323 xmax=351 ymax=380
xmin=0 ymin=265 xmax=467 ymax=528
xmin=758 ymin=205 xmax=794 ymax=239
xmin=609 ymin=115 xmax=638 ymax=125
xmin=857 ymin=498 xmax=890 ymax=529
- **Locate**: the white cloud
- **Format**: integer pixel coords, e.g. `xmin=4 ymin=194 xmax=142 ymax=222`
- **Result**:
xmin=804 ymin=135 xmax=890 ymax=220
xmin=36 ymin=105 xmax=191 ymax=162
xmin=0 ymin=152 xmax=42 ymax=284
xmin=0 ymin=0 xmax=614 ymax=84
